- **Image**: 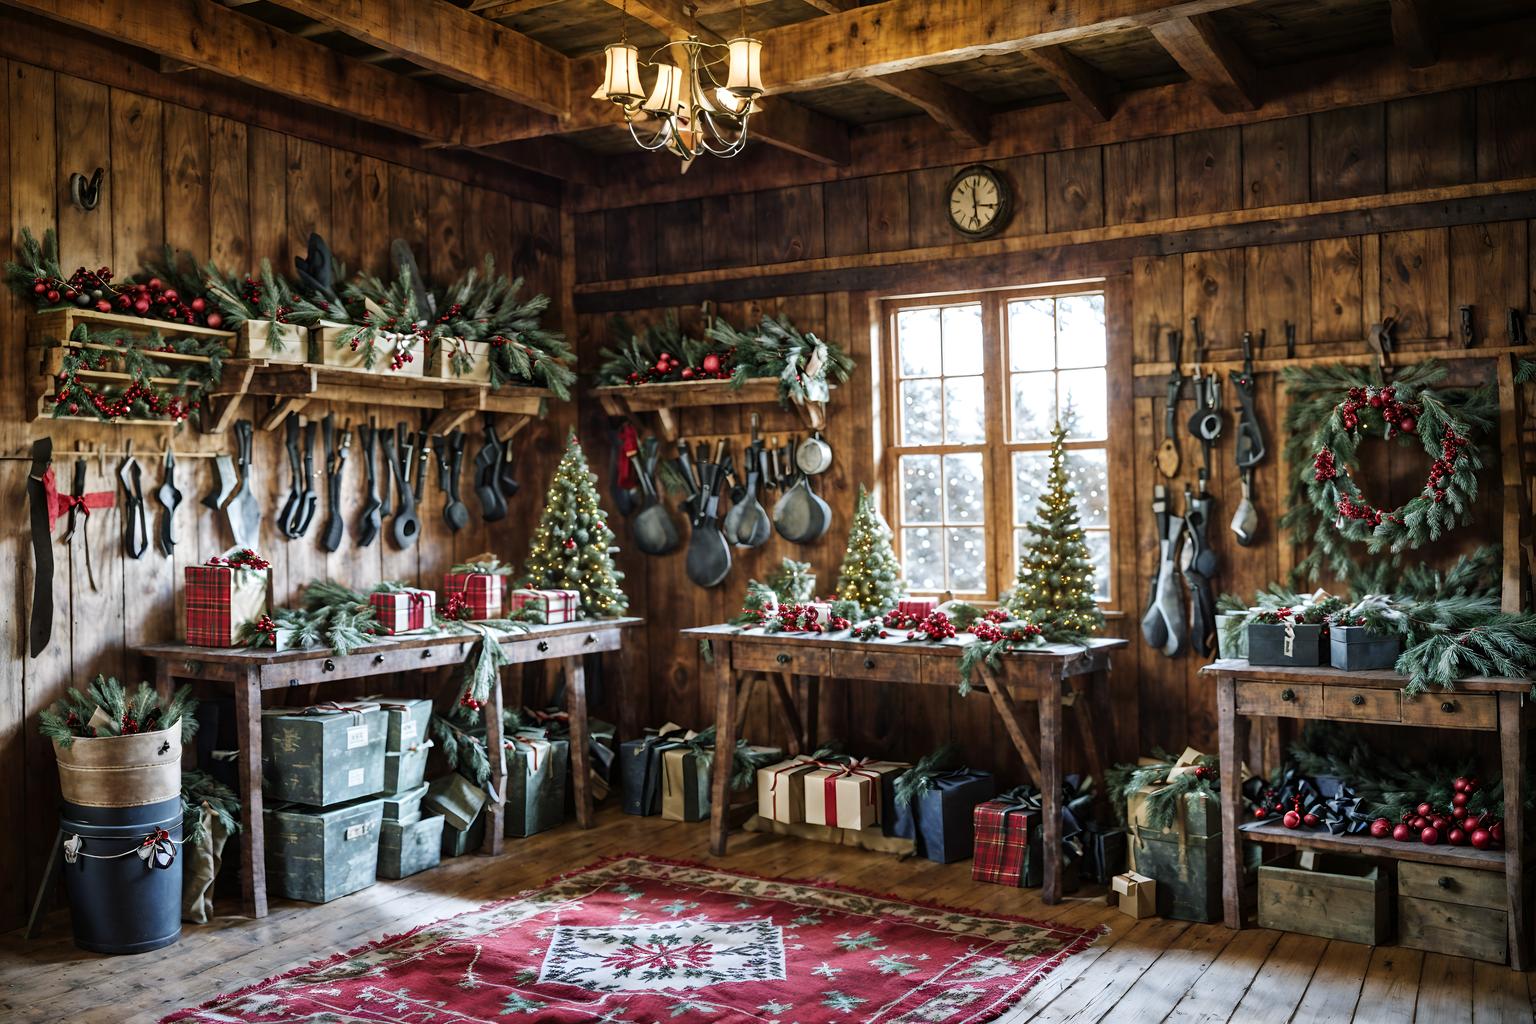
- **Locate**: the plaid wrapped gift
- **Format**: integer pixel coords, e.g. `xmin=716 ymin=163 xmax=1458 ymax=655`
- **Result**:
xmin=897 ymin=597 xmax=937 ymax=619
xmin=369 ymin=588 xmax=436 ymax=635
xmin=509 ymin=588 xmax=581 ymax=624
xmin=444 ymin=553 xmax=511 ymax=620
xmin=184 ymin=550 xmax=270 ymax=647
xmin=972 ymin=786 xmax=1042 ymax=887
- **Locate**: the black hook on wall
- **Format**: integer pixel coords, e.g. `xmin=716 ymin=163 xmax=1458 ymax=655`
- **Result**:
xmin=68 ymin=167 xmax=104 ymax=211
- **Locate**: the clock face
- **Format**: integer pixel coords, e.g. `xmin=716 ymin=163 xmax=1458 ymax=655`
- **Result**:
xmin=946 ymin=166 xmax=1011 ymax=238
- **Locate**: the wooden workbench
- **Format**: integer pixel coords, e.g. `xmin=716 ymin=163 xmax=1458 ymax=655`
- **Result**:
xmin=1203 ymin=658 xmax=1533 ymax=969
xmin=684 ymin=625 xmax=1128 ymax=904
xmin=138 ymin=617 xmax=641 ymax=918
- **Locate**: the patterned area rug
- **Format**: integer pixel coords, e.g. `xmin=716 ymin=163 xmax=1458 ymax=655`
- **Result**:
xmin=163 ymin=854 xmax=1102 ymax=1024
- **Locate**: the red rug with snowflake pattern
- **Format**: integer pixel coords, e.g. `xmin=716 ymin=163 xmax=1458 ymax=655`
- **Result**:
xmin=163 ymin=853 xmax=1101 ymax=1024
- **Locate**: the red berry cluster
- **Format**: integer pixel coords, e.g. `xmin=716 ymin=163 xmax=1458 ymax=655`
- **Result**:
xmin=969 ymin=619 xmax=1004 ymax=642
xmin=252 ymin=615 xmax=278 ymax=646
xmin=208 ymin=548 xmax=270 ymax=570
xmin=443 ymin=592 xmax=473 ymax=621
xmin=907 ymin=611 xmax=956 ymax=641
xmin=1336 ymin=495 xmax=1388 ymax=528
xmin=853 ymin=620 xmax=889 ymax=640
xmin=882 ymin=608 xmax=920 ymax=630
xmin=51 ymin=377 xmax=194 ymax=422
xmin=827 ymin=614 xmax=851 ymax=631
xmin=1424 ymin=426 xmax=1469 ymax=503
xmin=29 ymin=267 xmax=220 ymax=327
xmin=773 ymin=603 xmax=825 ymax=633
xmin=1375 ymin=777 xmax=1503 ymax=849
xmin=1312 ymin=447 xmax=1337 ymax=482
xmin=1340 ymin=385 xmax=1418 ymax=437
xmin=624 ymin=349 xmax=733 ymax=385
xmin=458 ymin=691 xmax=484 ymax=713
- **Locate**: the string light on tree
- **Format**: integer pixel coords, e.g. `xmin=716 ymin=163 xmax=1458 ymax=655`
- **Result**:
xmin=834 ymin=484 xmax=906 ymax=617
xmin=520 ymin=429 xmax=629 ymax=618
xmin=1005 ymin=421 xmax=1104 ymax=641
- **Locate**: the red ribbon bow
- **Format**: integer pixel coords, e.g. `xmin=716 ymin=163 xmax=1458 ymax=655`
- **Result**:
xmin=41 ymin=466 xmax=115 ymax=533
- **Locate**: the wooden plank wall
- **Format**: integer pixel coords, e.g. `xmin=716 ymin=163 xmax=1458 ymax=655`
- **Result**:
xmin=0 ymin=61 xmax=569 ymax=930
xmin=571 ymin=80 xmax=1536 ymax=785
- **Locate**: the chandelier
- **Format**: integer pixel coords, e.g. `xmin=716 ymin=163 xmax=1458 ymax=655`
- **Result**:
xmin=592 ymin=0 xmax=764 ymax=167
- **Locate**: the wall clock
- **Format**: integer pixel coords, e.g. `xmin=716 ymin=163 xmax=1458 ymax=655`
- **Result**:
xmin=946 ymin=164 xmax=1012 ymax=238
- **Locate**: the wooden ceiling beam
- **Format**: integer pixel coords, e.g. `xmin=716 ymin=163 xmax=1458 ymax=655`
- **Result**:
xmin=261 ymin=0 xmax=568 ymax=116
xmin=1024 ymin=45 xmax=1119 ymax=121
xmin=469 ymin=0 xmax=561 ymax=18
xmin=1149 ymin=13 xmax=1259 ymax=113
xmin=1390 ymin=0 xmax=1438 ymax=68
xmin=867 ymin=71 xmax=990 ymax=146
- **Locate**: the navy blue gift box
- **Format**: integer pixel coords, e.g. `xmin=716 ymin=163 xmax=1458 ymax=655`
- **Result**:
xmin=620 ymin=726 xmax=691 ymax=816
xmin=887 ymin=768 xmax=995 ymax=863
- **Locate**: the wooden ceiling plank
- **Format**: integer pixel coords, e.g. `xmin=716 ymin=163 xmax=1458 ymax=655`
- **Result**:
xmin=1149 ymin=13 xmax=1259 ymax=113
xmin=867 ymin=70 xmax=991 ymax=146
xmin=261 ymin=0 xmax=568 ymax=116
xmin=470 ymin=0 xmax=560 ymax=16
xmin=1390 ymin=0 xmax=1438 ymax=68
xmin=1025 ymin=44 xmax=1119 ymax=122
xmin=800 ymin=0 xmax=855 ymax=12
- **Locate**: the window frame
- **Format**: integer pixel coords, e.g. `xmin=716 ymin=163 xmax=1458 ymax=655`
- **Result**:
xmin=878 ymin=282 xmax=1120 ymax=608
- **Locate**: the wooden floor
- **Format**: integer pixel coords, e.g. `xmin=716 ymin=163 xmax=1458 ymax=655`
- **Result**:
xmin=3 ymin=806 xmax=1535 ymax=1024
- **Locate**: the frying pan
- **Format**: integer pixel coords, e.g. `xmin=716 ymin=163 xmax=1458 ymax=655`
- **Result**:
xmin=724 ymin=438 xmax=772 ymax=547
xmin=685 ymin=439 xmax=732 ymax=587
xmin=772 ymin=440 xmax=832 ymax=543
xmin=629 ymin=450 xmax=680 ymax=555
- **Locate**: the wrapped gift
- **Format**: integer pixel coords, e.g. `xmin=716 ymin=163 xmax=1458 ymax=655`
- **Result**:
xmin=425 ymin=772 xmax=488 ymax=832
xmin=897 ymin=597 xmax=937 ymax=619
xmin=522 ymin=706 xmax=618 ymax=802
xmin=1021 ymin=776 xmax=1094 ymax=891
xmin=756 ymin=757 xmax=821 ymax=824
xmin=661 ymin=733 xmax=717 ymax=822
xmin=971 ymin=787 xmax=1042 ymax=887
xmin=1081 ymin=821 xmax=1129 ymax=885
xmin=620 ymin=724 xmax=691 ymax=816
xmin=264 ymin=796 xmax=384 ymax=903
xmin=184 ymin=549 xmax=271 ymax=647
xmin=503 ymin=731 xmax=569 ymax=837
xmin=443 ymin=554 xmax=511 ymax=620
xmin=382 ymin=782 xmax=429 ymax=825
xmin=440 ymin=811 xmax=486 ymax=858
xmin=261 ymin=702 xmax=385 ymax=807
xmin=379 ymin=815 xmax=444 ymax=879
xmin=890 ymin=768 xmax=995 ymax=863
xmin=1126 ymin=769 xmax=1222 ymax=923
xmin=509 ymin=588 xmax=581 ymax=625
xmin=804 ymin=759 xmax=908 ymax=830
xmin=1111 ymin=871 xmax=1157 ymax=918
xmin=369 ymin=588 xmax=436 ymax=635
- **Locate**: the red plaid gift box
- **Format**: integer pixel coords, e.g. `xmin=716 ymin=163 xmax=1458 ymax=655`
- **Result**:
xmin=184 ymin=552 xmax=270 ymax=647
xmin=897 ymin=597 xmax=937 ymax=619
xmin=444 ymin=571 xmax=504 ymax=620
xmin=509 ymin=588 xmax=581 ymax=624
xmin=971 ymin=788 xmax=1041 ymax=887
xmin=370 ymin=588 xmax=436 ymax=635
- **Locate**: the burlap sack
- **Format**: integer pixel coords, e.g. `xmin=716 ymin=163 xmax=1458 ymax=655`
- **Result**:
xmin=181 ymin=806 xmax=230 ymax=924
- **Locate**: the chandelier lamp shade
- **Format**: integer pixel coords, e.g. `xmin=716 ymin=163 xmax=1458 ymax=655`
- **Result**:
xmin=593 ymin=4 xmax=764 ymax=166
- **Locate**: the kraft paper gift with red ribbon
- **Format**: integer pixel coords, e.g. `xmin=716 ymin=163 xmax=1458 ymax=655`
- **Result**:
xmin=369 ymin=588 xmax=437 ymax=635
xmin=185 ymin=550 xmax=271 ymax=647
xmin=756 ymin=757 xmax=821 ymax=824
xmin=804 ymin=759 xmax=908 ymax=831
xmin=509 ymin=588 xmax=581 ymax=624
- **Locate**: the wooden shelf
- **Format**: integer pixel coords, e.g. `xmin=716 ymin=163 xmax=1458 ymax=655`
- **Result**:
xmin=592 ymin=377 xmax=827 ymax=440
xmin=1240 ymin=819 xmax=1507 ymax=872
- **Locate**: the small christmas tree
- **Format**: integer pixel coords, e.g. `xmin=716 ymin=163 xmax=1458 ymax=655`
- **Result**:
xmin=834 ymin=484 xmax=906 ymax=616
xmin=1005 ymin=422 xmax=1104 ymax=640
xmin=520 ymin=430 xmax=629 ymax=617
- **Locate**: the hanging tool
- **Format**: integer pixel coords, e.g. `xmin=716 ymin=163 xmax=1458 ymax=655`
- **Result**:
xmin=474 ymin=418 xmax=507 ymax=522
xmin=227 ymin=420 xmax=260 ymax=549
xmin=1284 ymin=320 xmax=1296 ymax=359
xmin=674 ymin=439 xmax=702 ymax=520
xmin=1460 ymin=305 xmax=1476 ymax=348
xmin=629 ymin=446 xmax=681 ymax=556
xmin=1155 ymin=326 xmax=1183 ymax=478
xmin=356 ymin=422 xmax=381 ymax=547
xmin=1181 ymin=482 xmax=1218 ymax=657
xmin=1139 ymin=484 xmax=1170 ymax=651
xmin=774 ymin=437 xmax=832 ymax=543
xmin=28 ymin=438 xmax=54 ymax=658
xmin=378 ymin=421 xmax=393 ymax=521
xmin=118 ymin=442 xmax=148 ymax=560
xmin=1229 ymin=333 xmax=1265 ymax=546
xmin=725 ymin=416 xmax=772 ymax=547
xmin=202 ymin=453 xmax=237 ymax=512
xmin=1509 ymin=308 xmax=1529 ymax=347
xmin=385 ymin=424 xmax=421 ymax=549
xmin=1367 ymin=317 xmax=1396 ymax=373
xmin=291 ymin=419 xmax=319 ymax=538
xmin=155 ymin=447 xmax=182 ymax=556
xmin=61 ymin=456 xmax=101 ymax=591
xmin=1188 ymin=371 xmax=1224 ymax=491
xmin=440 ymin=431 xmax=469 ymax=532
xmin=685 ymin=439 xmax=732 ymax=587
xmin=1145 ymin=484 xmax=1186 ymax=658
xmin=497 ymin=429 xmax=519 ymax=499
xmin=278 ymin=416 xmax=303 ymax=537
xmin=319 ymin=414 xmax=351 ymax=553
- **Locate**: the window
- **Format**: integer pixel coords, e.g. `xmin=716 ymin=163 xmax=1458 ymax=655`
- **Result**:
xmin=883 ymin=287 xmax=1113 ymax=603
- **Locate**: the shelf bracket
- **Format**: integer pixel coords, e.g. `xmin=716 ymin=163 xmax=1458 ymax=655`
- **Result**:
xmin=261 ymin=396 xmax=310 ymax=431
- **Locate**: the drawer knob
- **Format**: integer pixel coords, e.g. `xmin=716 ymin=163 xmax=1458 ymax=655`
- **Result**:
xmin=287 ymin=678 xmax=300 ymax=687
xmin=776 ymin=653 xmax=791 ymax=665
xmin=1280 ymin=688 xmax=1295 ymax=702
xmin=373 ymin=654 xmax=385 ymax=666
xmin=864 ymin=657 xmax=876 ymax=670
xmin=1441 ymin=701 xmax=1456 ymax=713
xmin=322 ymin=658 xmax=335 ymax=673
xmin=584 ymin=634 xmax=597 ymax=645
xmin=1350 ymin=694 xmax=1365 ymax=706
xmin=538 ymin=641 xmax=549 ymax=652
xmin=421 ymin=649 xmax=433 ymax=659
xmin=1438 ymin=875 xmax=1455 ymax=890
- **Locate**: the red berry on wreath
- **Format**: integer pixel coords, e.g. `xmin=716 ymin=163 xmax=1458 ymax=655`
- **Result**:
xmin=1431 ymin=816 xmax=1449 ymax=832
xmin=681 ymin=367 xmax=695 ymax=380
xmin=1283 ymin=809 xmax=1301 ymax=829
xmin=1399 ymin=416 xmax=1415 ymax=432
xmin=206 ymin=312 xmax=223 ymax=329
xmin=1411 ymin=816 xmax=1427 ymax=829
xmin=1370 ymin=817 xmax=1392 ymax=839
xmin=1252 ymin=807 xmax=1267 ymax=820
xmin=1392 ymin=823 xmax=1412 ymax=842
xmin=1421 ymin=826 xmax=1441 ymax=845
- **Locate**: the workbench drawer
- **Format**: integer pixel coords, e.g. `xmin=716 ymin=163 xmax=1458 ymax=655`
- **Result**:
xmin=1399 ymin=862 xmax=1506 ymax=909
xmin=733 ymin=645 xmax=828 ymax=676
xmin=504 ymin=628 xmax=621 ymax=664
xmin=830 ymin=649 xmax=925 ymax=683
xmin=1400 ymin=692 xmax=1497 ymax=731
xmin=1235 ymin=682 xmax=1322 ymax=717
xmin=1323 ymin=686 xmax=1401 ymax=722
xmin=1398 ymin=862 xmax=1508 ymax=964
xmin=258 ymin=643 xmax=472 ymax=687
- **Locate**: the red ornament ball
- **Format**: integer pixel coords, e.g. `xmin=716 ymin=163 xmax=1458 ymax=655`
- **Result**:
xmin=1252 ymin=808 xmax=1267 ymax=820
xmin=205 ymin=312 xmax=223 ymax=329
xmin=1470 ymin=828 xmax=1494 ymax=850
xmin=1421 ymin=826 xmax=1441 ymax=845
xmin=1302 ymin=812 xmax=1320 ymax=829
xmin=1431 ymin=816 xmax=1449 ymax=831
xmin=1452 ymin=791 xmax=1469 ymax=809
xmin=134 ymin=298 xmax=151 ymax=315
xmin=1490 ymin=821 xmax=1505 ymax=843
xmin=1392 ymin=823 xmax=1412 ymax=842
xmin=702 ymin=353 xmax=721 ymax=374
xmin=1282 ymin=809 xmax=1302 ymax=829
xmin=1370 ymin=817 xmax=1392 ymax=839
xmin=1416 ymin=802 xmax=1434 ymax=817
xmin=1448 ymin=828 xmax=1467 ymax=846
xmin=562 ymin=537 xmax=577 ymax=550
xmin=1411 ymin=816 xmax=1428 ymax=829
xmin=681 ymin=367 xmax=695 ymax=380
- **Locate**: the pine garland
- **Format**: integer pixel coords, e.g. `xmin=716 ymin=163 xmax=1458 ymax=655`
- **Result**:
xmin=707 ymin=313 xmax=855 ymax=406
xmin=436 ymin=256 xmax=575 ymax=398
xmin=181 ymin=768 xmax=241 ymax=845
xmin=50 ymin=323 xmax=226 ymax=424
xmin=597 ymin=312 xmax=728 ymax=386
xmin=1105 ymin=749 xmax=1220 ymax=830
xmin=39 ymin=676 xmax=197 ymax=748
xmin=891 ymin=744 xmax=961 ymax=807
xmin=236 ymin=581 xmax=381 ymax=655
xmin=201 ymin=257 xmax=323 ymax=347
xmin=430 ymin=709 xmax=522 ymax=787
xmin=449 ymin=622 xmax=512 ymax=720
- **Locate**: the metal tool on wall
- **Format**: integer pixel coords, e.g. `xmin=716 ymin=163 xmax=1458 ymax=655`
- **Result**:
xmin=355 ymin=421 xmax=381 ymax=547
xmin=1228 ymin=332 xmax=1266 ymax=546
xmin=1181 ymin=482 xmax=1219 ymax=657
xmin=203 ymin=451 xmax=236 ymax=513
xmin=795 ymin=430 xmax=833 ymax=476
xmin=673 ymin=438 xmax=701 ymax=520
xmin=439 ymin=431 xmax=469 ymax=532
xmin=1142 ymin=483 xmax=1186 ymax=658
xmin=1155 ymin=326 xmax=1183 ymax=478
xmin=724 ymin=415 xmax=772 ymax=547
xmin=384 ymin=424 xmax=421 ymax=549
xmin=278 ymin=416 xmax=302 ymax=537
xmin=28 ymin=438 xmax=54 ymax=657
xmin=685 ymin=439 xmax=732 ymax=587
xmin=475 ymin=417 xmax=507 ymax=522
xmin=773 ymin=436 xmax=831 ymax=543
xmin=295 ymin=420 xmax=319 ymax=537
xmin=118 ymin=443 xmax=148 ymax=560
xmin=628 ymin=445 xmax=680 ymax=556
xmin=319 ymin=414 xmax=351 ymax=553
xmin=155 ymin=447 xmax=181 ymax=556
xmin=1188 ymin=371 xmax=1224 ymax=493
xmin=228 ymin=420 xmax=260 ymax=548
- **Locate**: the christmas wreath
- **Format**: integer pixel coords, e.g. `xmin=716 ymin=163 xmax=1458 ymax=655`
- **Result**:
xmin=1282 ymin=361 xmax=1498 ymax=586
xmin=50 ymin=323 xmax=227 ymax=424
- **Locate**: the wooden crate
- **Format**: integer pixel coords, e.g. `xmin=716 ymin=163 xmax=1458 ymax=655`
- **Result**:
xmin=1397 ymin=861 xmax=1508 ymax=964
xmin=1257 ymin=852 xmax=1390 ymax=944
xmin=235 ymin=320 xmax=308 ymax=363
xmin=308 ymin=320 xmax=370 ymax=370
xmin=429 ymin=339 xmax=492 ymax=383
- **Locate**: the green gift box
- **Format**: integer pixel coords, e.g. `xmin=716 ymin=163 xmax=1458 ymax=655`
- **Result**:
xmin=381 ymin=698 xmax=433 ymax=753
xmin=441 ymin=811 xmax=486 ymax=858
xmin=262 ymin=703 xmax=385 ymax=807
xmin=1126 ymin=782 xmax=1222 ymax=923
xmin=382 ymin=782 xmax=429 ymax=825
xmin=265 ymin=796 xmax=383 ymax=903
xmin=379 ymin=815 xmax=444 ymax=879
xmin=503 ymin=732 xmax=568 ymax=838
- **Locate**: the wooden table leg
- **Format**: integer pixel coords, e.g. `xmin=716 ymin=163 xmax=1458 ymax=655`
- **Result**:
xmin=1500 ymin=692 xmax=1528 ymax=970
xmin=709 ymin=642 xmax=741 ymax=857
xmin=803 ymin=676 xmax=820 ymax=751
xmin=1040 ymin=667 xmax=1063 ymax=905
xmin=1069 ymin=674 xmax=1107 ymax=801
xmin=567 ymin=655 xmax=594 ymax=830
xmin=481 ymin=660 xmax=507 ymax=855
xmin=768 ymin=672 xmax=807 ymax=756
xmin=982 ymin=665 xmax=1044 ymax=788
xmin=233 ymin=667 xmax=268 ymax=919
xmin=1218 ymin=673 xmax=1245 ymax=930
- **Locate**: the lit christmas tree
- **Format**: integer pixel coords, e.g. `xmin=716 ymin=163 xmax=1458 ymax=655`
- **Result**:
xmin=1005 ymin=421 xmax=1104 ymax=640
xmin=834 ymin=484 xmax=906 ymax=616
xmin=520 ymin=429 xmax=629 ymax=617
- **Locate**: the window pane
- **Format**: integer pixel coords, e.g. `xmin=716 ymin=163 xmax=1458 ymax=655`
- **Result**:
xmin=941 ymin=304 xmax=984 ymax=375
xmin=944 ymin=377 xmax=986 ymax=443
xmin=947 ymin=528 xmax=987 ymax=593
xmin=1084 ymin=531 xmax=1111 ymax=600
xmin=1012 ymin=451 xmax=1051 ymax=526
xmin=1008 ymin=299 xmax=1055 ymax=371
xmin=1011 ymin=371 xmax=1056 ymax=442
xmin=900 ymin=455 xmax=941 ymax=524
xmin=1056 ymin=294 xmax=1106 ymax=368
xmin=900 ymin=379 xmax=942 ymax=444
xmin=902 ymin=527 xmax=943 ymax=591
xmin=897 ymin=307 xmax=941 ymax=377
xmin=1059 ymin=367 xmax=1108 ymax=440
xmin=943 ymin=453 xmax=984 ymax=523
xmin=1066 ymin=449 xmax=1110 ymax=529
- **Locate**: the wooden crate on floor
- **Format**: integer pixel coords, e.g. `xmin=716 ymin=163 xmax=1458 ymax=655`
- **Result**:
xmin=1257 ymin=851 xmax=1390 ymax=944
